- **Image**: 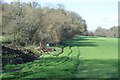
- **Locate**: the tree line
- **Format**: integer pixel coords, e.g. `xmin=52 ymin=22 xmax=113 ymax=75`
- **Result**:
xmin=83 ymin=26 xmax=118 ymax=38
xmin=1 ymin=1 xmax=87 ymax=46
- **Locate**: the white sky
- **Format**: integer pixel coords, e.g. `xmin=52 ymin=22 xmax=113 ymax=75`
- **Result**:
xmin=4 ymin=0 xmax=119 ymax=31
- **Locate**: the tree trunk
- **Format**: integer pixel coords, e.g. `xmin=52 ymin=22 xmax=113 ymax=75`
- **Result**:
xmin=39 ymin=41 xmax=48 ymax=53
xmin=39 ymin=41 xmax=45 ymax=50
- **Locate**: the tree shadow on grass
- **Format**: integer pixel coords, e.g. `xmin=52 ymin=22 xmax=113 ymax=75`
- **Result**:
xmin=62 ymin=41 xmax=97 ymax=47
xmin=65 ymin=36 xmax=94 ymax=42
xmin=62 ymin=36 xmax=98 ymax=47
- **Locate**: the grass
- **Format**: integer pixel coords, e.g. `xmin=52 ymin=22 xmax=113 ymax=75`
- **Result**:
xmin=71 ymin=36 xmax=118 ymax=78
xmin=1 ymin=36 xmax=119 ymax=79
xmin=75 ymin=59 xmax=118 ymax=78
xmin=2 ymin=46 xmax=79 ymax=79
xmin=78 ymin=37 xmax=118 ymax=59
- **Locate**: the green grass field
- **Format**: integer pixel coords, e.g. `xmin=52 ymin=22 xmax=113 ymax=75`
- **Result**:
xmin=1 ymin=36 xmax=119 ymax=79
xmin=71 ymin=36 xmax=118 ymax=78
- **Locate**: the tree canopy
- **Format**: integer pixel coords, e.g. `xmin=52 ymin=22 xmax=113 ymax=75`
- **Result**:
xmin=94 ymin=26 xmax=118 ymax=38
xmin=1 ymin=2 xmax=87 ymax=46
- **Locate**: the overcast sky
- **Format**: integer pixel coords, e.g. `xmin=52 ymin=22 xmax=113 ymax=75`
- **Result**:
xmin=4 ymin=0 xmax=119 ymax=31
